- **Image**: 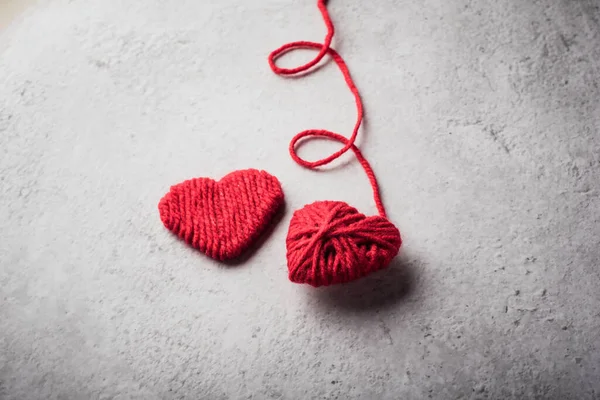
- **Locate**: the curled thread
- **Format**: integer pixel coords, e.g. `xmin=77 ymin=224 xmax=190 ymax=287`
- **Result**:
xmin=268 ymin=0 xmax=387 ymax=217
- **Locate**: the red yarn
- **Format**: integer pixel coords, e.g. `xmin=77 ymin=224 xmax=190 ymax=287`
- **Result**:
xmin=270 ymin=0 xmax=402 ymax=286
xmin=159 ymin=169 xmax=284 ymax=261
xmin=287 ymin=201 xmax=401 ymax=286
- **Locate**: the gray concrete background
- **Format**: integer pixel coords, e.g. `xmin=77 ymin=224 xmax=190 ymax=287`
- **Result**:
xmin=1 ymin=0 xmax=599 ymax=399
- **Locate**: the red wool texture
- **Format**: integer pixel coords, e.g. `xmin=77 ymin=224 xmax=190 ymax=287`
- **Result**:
xmin=270 ymin=0 xmax=402 ymax=287
xmin=159 ymin=169 xmax=284 ymax=261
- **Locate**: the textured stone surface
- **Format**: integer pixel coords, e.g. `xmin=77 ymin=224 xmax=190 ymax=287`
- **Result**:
xmin=1 ymin=0 xmax=599 ymax=399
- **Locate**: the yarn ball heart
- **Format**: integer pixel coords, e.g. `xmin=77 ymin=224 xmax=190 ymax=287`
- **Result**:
xmin=286 ymin=200 xmax=402 ymax=287
xmin=159 ymin=169 xmax=284 ymax=261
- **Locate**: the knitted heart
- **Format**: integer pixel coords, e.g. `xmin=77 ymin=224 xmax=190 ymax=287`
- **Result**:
xmin=286 ymin=201 xmax=402 ymax=287
xmin=158 ymin=169 xmax=284 ymax=261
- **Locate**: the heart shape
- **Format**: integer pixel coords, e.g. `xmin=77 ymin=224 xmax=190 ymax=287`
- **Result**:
xmin=159 ymin=169 xmax=284 ymax=261
xmin=286 ymin=201 xmax=402 ymax=287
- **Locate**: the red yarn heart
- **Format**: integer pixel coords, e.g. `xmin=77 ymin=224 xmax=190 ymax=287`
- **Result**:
xmin=159 ymin=169 xmax=284 ymax=261
xmin=286 ymin=201 xmax=402 ymax=287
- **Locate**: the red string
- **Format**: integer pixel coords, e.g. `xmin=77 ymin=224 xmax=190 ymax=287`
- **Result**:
xmin=268 ymin=0 xmax=387 ymax=217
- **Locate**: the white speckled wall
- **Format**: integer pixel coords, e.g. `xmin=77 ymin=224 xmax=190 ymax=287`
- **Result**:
xmin=1 ymin=0 xmax=599 ymax=399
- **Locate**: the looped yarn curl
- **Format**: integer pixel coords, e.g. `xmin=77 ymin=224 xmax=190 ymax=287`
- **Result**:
xmin=269 ymin=0 xmax=402 ymax=286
